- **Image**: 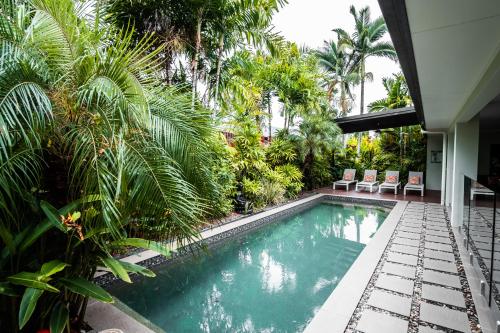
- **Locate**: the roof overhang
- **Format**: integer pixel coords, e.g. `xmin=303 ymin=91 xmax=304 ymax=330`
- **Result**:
xmin=379 ymin=0 xmax=500 ymax=130
xmin=335 ymin=107 xmax=419 ymax=133
xmin=377 ymin=0 xmax=425 ymax=129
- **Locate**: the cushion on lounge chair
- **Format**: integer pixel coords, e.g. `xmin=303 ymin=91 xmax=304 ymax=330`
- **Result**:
xmin=343 ymin=172 xmax=354 ymax=181
xmin=409 ymin=176 xmax=420 ymax=185
xmin=385 ymin=175 xmax=397 ymax=184
xmin=364 ymin=174 xmax=375 ymax=182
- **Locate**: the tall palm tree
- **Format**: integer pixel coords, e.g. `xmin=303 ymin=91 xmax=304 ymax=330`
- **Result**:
xmin=335 ymin=5 xmax=396 ymax=154
xmin=316 ymin=39 xmax=359 ymax=117
xmin=0 ymin=0 xmax=217 ymax=330
xmin=335 ymin=5 xmax=397 ymax=115
xmin=208 ymin=0 xmax=285 ymax=112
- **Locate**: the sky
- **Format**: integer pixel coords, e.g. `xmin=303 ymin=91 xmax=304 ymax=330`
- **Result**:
xmin=267 ymin=0 xmax=400 ymax=131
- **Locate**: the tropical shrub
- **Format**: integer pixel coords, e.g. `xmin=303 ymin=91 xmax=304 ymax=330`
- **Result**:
xmin=0 ymin=0 xmax=220 ymax=331
xmin=260 ymin=180 xmax=286 ymax=205
xmin=275 ymin=164 xmax=303 ymax=198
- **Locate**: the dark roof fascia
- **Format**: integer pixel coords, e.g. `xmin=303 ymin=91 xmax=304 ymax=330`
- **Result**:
xmin=378 ymin=0 xmax=426 ymax=129
xmin=335 ymin=107 xmax=419 ymax=133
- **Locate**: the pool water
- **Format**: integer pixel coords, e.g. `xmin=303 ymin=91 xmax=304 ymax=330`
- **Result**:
xmin=108 ymin=202 xmax=389 ymax=332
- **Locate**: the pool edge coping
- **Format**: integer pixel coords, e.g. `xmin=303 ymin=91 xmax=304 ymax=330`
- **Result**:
xmin=303 ymin=199 xmax=408 ymax=333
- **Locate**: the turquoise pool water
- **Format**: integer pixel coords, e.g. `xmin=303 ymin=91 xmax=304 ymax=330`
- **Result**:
xmin=108 ymin=202 xmax=389 ymax=332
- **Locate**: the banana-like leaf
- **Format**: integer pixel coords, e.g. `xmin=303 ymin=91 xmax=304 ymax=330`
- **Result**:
xmin=111 ymin=238 xmax=170 ymax=257
xmin=0 ymin=282 xmax=18 ymax=296
xmin=101 ymin=257 xmax=131 ymax=283
xmin=7 ymin=272 xmax=59 ymax=293
xmin=40 ymin=201 xmax=67 ymax=232
xmin=50 ymin=302 xmax=69 ymax=333
xmin=119 ymin=261 xmax=156 ymax=278
xmin=19 ymin=288 xmax=44 ymax=329
xmin=19 ymin=195 xmax=103 ymax=253
xmin=40 ymin=260 xmax=69 ymax=277
xmin=59 ymin=277 xmax=113 ymax=303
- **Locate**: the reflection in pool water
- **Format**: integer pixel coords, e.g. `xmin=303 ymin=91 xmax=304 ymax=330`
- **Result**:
xmin=108 ymin=202 xmax=389 ymax=332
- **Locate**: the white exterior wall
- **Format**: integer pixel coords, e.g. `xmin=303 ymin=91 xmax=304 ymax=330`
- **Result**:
xmin=426 ymin=135 xmax=443 ymax=191
xmin=445 ymin=131 xmax=455 ymax=207
xmin=450 ymin=117 xmax=480 ymax=226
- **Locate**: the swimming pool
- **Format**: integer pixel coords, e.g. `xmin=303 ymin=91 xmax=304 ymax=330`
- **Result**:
xmin=108 ymin=201 xmax=389 ymax=332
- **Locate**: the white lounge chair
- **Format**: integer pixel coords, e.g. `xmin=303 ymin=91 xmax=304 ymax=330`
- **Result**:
xmin=356 ymin=170 xmax=379 ymax=193
xmin=333 ymin=169 xmax=357 ymax=191
xmin=404 ymin=171 xmax=424 ymax=196
xmin=379 ymin=170 xmax=401 ymax=194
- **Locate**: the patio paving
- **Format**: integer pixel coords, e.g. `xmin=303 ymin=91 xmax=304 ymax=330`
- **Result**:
xmin=345 ymin=202 xmax=480 ymax=333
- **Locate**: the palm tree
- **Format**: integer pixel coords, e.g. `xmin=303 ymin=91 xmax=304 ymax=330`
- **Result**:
xmin=336 ymin=5 xmax=397 ymax=115
xmin=335 ymin=5 xmax=396 ymax=154
xmin=208 ymin=0 xmax=285 ymax=112
xmin=368 ymin=73 xmax=411 ymax=112
xmin=316 ymin=39 xmax=360 ymax=117
xmin=0 ymin=0 xmax=216 ymax=330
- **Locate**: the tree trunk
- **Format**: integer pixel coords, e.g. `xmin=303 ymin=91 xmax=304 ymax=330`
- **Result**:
xmin=191 ymin=8 xmax=203 ymax=109
xmin=340 ymin=83 xmax=347 ymax=116
xmin=357 ymin=61 xmax=365 ymax=156
xmin=268 ymin=92 xmax=272 ymax=143
xmin=213 ymin=34 xmax=224 ymax=115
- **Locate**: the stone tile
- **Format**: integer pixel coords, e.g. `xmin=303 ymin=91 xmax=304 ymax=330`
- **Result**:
xmin=393 ymin=237 xmax=420 ymax=247
xmin=367 ymin=289 xmax=412 ymax=316
xmin=391 ymin=244 xmax=419 ymax=256
xmin=426 ymin=225 xmax=448 ymax=232
xmin=357 ymin=309 xmax=409 ymax=333
xmin=399 ymin=225 xmax=421 ymax=233
xmin=387 ymin=252 xmax=418 ymax=266
xmin=424 ymin=249 xmax=455 ymax=262
xmin=376 ymin=274 xmax=414 ymax=295
xmin=421 ymin=283 xmax=465 ymax=308
xmin=420 ymin=302 xmax=469 ymax=332
xmin=425 ymin=241 xmax=453 ymax=252
xmin=382 ymin=262 xmax=416 ymax=279
xmin=397 ymin=231 xmax=420 ymax=240
xmin=426 ymin=235 xmax=450 ymax=244
xmin=422 ymin=270 xmax=461 ymax=288
xmin=402 ymin=218 xmax=423 ymax=224
xmin=419 ymin=326 xmax=444 ymax=333
xmin=424 ymin=258 xmax=458 ymax=273
xmin=425 ymin=229 xmax=449 ymax=237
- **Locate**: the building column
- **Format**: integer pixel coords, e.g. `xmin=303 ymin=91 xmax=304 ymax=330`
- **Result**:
xmin=450 ymin=117 xmax=479 ymax=226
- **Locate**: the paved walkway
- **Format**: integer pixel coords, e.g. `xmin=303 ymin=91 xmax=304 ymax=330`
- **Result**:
xmin=346 ymin=202 xmax=480 ymax=333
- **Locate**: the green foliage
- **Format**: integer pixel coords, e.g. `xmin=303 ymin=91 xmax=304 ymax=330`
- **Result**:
xmin=266 ymin=138 xmax=298 ymax=166
xmin=275 ymin=164 xmax=304 ymax=198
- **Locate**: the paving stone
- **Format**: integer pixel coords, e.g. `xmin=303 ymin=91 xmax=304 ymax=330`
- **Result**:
xmin=420 ymin=302 xmax=469 ymax=332
xmin=357 ymin=309 xmax=409 ymax=333
xmin=424 ymin=258 xmax=458 ymax=273
xmin=422 ymin=270 xmax=461 ymax=288
xmin=426 ymin=225 xmax=449 ymax=232
xmin=367 ymin=289 xmax=412 ymax=316
xmin=376 ymin=274 xmax=414 ymax=295
xmin=402 ymin=218 xmax=423 ymax=224
xmin=425 ymin=229 xmax=449 ymax=237
xmin=399 ymin=225 xmax=421 ymax=233
xmin=387 ymin=252 xmax=418 ymax=266
xmin=393 ymin=237 xmax=420 ymax=247
xmin=397 ymin=231 xmax=420 ymax=240
xmin=382 ymin=262 xmax=416 ymax=279
xmin=421 ymin=283 xmax=465 ymax=308
xmin=426 ymin=234 xmax=450 ymax=244
xmin=391 ymin=244 xmax=419 ymax=255
xmin=425 ymin=241 xmax=453 ymax=252
xmin=424 ymin=249 xmax=455 ymax=262
xmin=418 ymin=326 xmax=444 ymax=333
